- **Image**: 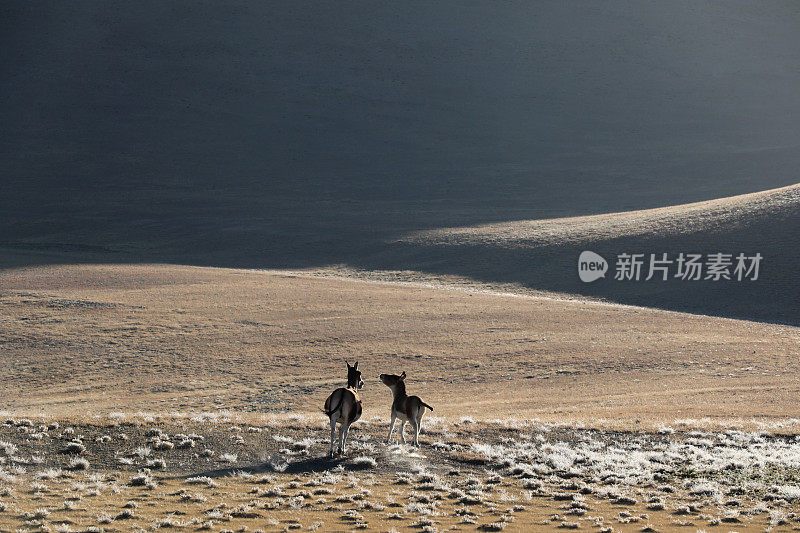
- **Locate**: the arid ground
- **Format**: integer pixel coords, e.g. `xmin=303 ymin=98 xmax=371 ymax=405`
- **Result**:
xmin=1 ymin=257 xmax=800 ymax=531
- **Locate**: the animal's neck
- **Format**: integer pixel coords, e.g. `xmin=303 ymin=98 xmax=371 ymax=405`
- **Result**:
xmin=347 ymin=377 xmax=359 ymax=389
xmin=391 ymin=381 xmax=407 ymax=401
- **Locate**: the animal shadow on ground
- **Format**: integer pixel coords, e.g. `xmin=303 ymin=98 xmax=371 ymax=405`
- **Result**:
xmin=176 ymin=454 xmax=352 ymax=479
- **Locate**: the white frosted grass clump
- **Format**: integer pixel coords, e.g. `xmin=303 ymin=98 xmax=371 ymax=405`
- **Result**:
xmin=188 ymin=411 xmax=234 ymax=424
xmin=469 ymin=443 xmax=506 ymax=461
xmin=349 ymin=456 xmax=378 ymax=469
xmin=421 ymin=416 xmax=449 ymax=434
xmin=464 ymin=426 xmax=800 ymax=492
xmin=37 ymin=468 xmax=63 ymax=480
xmin=68 ymin=457 xmax=90 ymax=471
xmin=775 ymin=485 xmax=800 ymax=501
xmin=0 ymin=467 xmax=19 ymax=484
xmin=133 ymin=446 xmax=151 ymax=458
xmin=186 ymin=476 xmax=218 ymax=487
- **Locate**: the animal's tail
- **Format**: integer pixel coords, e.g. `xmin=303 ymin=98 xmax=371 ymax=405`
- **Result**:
xmin=323 ymin=392 xmax=343 ymax=417
xmin=421 ymin=401 xmax=434 ymax=411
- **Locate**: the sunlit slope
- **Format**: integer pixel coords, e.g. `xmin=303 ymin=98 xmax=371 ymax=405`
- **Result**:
xmin=362 ymin=184 xmax=800 ymax=324
xmin=1 ymin=264 xmax=798 ymax=421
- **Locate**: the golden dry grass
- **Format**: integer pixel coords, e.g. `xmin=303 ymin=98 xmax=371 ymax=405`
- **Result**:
xmin=1 ymin=263 xmax=798 ymax=425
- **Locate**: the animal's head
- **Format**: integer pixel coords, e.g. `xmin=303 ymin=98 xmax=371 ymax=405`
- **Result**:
xmin=346 ymin=360 xmax=364 ymax=390
xmin=379 ymin=371 xmax=406 ymax=388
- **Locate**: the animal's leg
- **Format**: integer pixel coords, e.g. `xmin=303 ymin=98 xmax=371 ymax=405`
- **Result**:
xmin=328 ymin=416 xmax=337 ymax=457
xmin=341 ymin=422 xmax=351 ymax=454
xmin=337 ymin=422 xmax=346 ymax=454
xmin=399 ymin=421 xmax=407 ymax=444
xmin=385 ymin=413 xmax=397 ymax=444
xmin=412 ymin=413 xmax=421 ymax=447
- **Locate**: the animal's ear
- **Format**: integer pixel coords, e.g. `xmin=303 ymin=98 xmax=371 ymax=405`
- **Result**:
xmin=345 ymin=360 xmax=351 ymax=368
xmin=400 ymin=371 xmax=406 ymax=380
xmin=353 ymin=361 xmax=359 ymax=370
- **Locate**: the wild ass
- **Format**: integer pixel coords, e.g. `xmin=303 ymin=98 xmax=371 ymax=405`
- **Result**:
xmin=323 ymin=360 xmax=364 ymax=456
xmin=379 ymin=371 xmax=433 ymax=447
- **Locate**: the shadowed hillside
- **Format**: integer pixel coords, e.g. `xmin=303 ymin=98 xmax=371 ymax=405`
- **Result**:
xmin=2 ymin=2 xmax=800 ymax=322
xmin=360 ymin=184 xmax=800 ymax=324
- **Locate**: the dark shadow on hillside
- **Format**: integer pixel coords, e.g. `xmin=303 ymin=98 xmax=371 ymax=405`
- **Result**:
xmin=3 ymin=2 xmax=800 ymax=324
xmin=350 ymin=204 xmax=800 ymax=325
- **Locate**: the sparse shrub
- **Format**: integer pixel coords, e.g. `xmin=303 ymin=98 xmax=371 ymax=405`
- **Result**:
xmin=411 ymin=517 xmax=436 ymax=528
xmin=348 ymin=456 xmax=377 ymax=469
xmin=37 ymin=468 xmax=63 ymax=480
xmin=0 ymin=440 xmax=17 ymax=457
xmin=29 ymin=481 xmax=48 ymax=493
xmin=230 ymin=504 xmax=261 ymax=518
xmin=219 ymin=453 xmax=237 ymax=463
xmin=613 ymin=495 xmax=637 ymax=506
xmin=129 ymin=469 xmax=155 ymax=488
xmin=115 ymin=508 xmax=135 ymax=520
xmin=133 ymin=446 xmax=151 ymax=458
xmin=153 ymin=440 xmax=174 ymax=451
xmin=186 ymin=476 xmax=218 ymax=487
xmin=61 ymin=441 xmax=86 ymax=455
xmin=25 ymin=507 xmax=51 ymax=519
xmin=68 ymin=457 xmax=90 ymax=470
xmin=146 ymin=458 xmax=167 ymax=469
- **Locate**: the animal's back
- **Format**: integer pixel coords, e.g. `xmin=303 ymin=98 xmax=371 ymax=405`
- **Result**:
xmin=409 ymin=395 xmax=434 ymax=413
xmin=325 ymin=387 xmax=362 ymax=424
xmin=324 ymin=387 xmax=346 ymax=414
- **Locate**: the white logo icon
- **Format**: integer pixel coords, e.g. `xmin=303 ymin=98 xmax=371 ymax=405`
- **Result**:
xmin=578 ymin=251 xmax=608 ymax=282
